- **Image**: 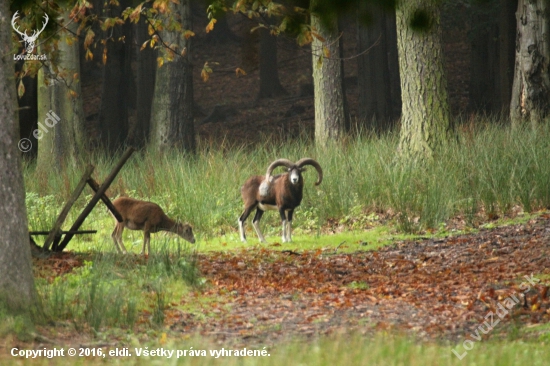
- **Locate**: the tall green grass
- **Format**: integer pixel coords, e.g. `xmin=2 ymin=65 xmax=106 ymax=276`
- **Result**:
xmin=23 ymin=119 xmax=550 ymax=237
xmin=34 ymin=243 xmax=201 ymax=332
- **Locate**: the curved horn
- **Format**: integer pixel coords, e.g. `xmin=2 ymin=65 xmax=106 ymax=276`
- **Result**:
xmin=296 ymin=158 xmax=323 ymax=186
xmin=265 ymin=158 xmax=295 ymax=181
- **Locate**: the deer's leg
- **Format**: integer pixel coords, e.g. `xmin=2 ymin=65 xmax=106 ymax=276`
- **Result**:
xmin=142 ymin=229 xmax=151 ymax=256
xmin=112 ymin=223 xmax=127 ymax=253
xmin=111 ymin=224 xmax=121 ymax=253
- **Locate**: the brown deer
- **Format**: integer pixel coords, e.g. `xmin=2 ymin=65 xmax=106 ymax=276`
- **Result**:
xmin=111 ymin=197 xmax=195 ymax=255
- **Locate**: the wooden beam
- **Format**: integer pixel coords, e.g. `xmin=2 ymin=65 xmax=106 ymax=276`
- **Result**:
xmin=55 ymin=147 xmax=135 ymax=252
xmin=87 ymin=178 xmax=123 ymax=222
xmin=42 ymin=164 xmax=95 ymax=251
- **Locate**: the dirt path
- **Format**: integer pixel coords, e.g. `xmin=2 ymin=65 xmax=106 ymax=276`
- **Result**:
xmin=169 ymin=216 xmax=550 ymax=346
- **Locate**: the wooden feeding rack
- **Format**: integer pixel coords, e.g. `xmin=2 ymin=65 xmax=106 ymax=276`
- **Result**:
xmin=29 ymin=147 xmax=135 ymax=253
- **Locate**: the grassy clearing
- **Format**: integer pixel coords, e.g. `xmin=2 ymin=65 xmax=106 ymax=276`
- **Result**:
xmin=23 ymin=119 xmax=550 ymax=249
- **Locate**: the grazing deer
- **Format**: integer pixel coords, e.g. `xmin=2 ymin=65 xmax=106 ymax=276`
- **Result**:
xmin=111 ymin=197 xmax=195 ymax=255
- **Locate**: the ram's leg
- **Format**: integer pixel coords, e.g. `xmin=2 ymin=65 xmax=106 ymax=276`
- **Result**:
xmin=286 ymin=210 xmax=294 ymax=242
xmin=239 ymin=205 xmax=255 ymax=243
xmin=238 ymin=218 xmax=246 ymax=242
xmin=252 ymin=208 xmax=267 ymax=243
xmin=279 ymin=208 xmax=288 ymax=243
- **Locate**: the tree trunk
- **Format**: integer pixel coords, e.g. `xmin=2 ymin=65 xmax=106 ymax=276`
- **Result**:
xmin=0 ymin=6 xmax=36 ymax=311
xmin=396 ymin=0 xmax=452 ymax=160
xmin=311 ymin=0 xmax=348 ymax=146
xmin=150 ymin=0 xmax=195 ymax=153
xmin=37 ymin=12 xmax=85 ymax=169
xmin=129 ymin=16 xmax=156 ymax=148
xmin=510 ymin=0 xmax=549 ymax=127
xmin=357 ymin=5 xmax=401 ymax=133
xmin=98 ymin=0 xmax=134 ymax=152
xmin=258 ymin=22 xmax=287 ymax=99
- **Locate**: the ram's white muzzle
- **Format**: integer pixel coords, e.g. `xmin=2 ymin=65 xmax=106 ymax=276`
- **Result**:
xmin=290 ymin=169 xmax=300 ymax=184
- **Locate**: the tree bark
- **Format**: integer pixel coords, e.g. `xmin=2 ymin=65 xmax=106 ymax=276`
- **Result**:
xmin=0 ymin=6 xmax=36 ymax=311
xmin=396 ymin=0 xmax=452 ymax=160
xmin=37 ymin=11 xmax=85 ymax=169
xmin=311 ymin=0 xmax=348 ymax=146
xmin=258 ymin=21 xmax=287 ymax=99
xmin=357 ymin=5 xmax=401 ymax=133
xmin=510 ymin=0 xmax=549 ymax=128
xmin=150 ymin=0 xmax=195 ymax=153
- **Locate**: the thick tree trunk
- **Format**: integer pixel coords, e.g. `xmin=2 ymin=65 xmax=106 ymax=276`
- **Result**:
xmin=510 ymin=0 xmax=549 ymax=127
xmin=396 ymin=0 xmax=452 ymax=160
xmin=129 ymin=16 xmax=156 ymax=148
xmin=150 ymin=0 xmax=195 ymax=153
xmin=258 ymin=22 xmax=287 ymax=99
xmin=98 ymin=0 xmax=134 ymax=152
xmin=0 ymin=7 xmax=36 ymax=311
xmin=311 ymin=0 xmax=348 ymax=146
xmin=37 ymin=12 xmax=85 ymax=168
xmin=357 ymin=6 xmax=401 ymax=133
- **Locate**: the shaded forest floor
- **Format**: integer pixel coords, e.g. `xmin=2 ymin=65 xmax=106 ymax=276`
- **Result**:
xmin=31 ymin=215 xmax=550 ymax=347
